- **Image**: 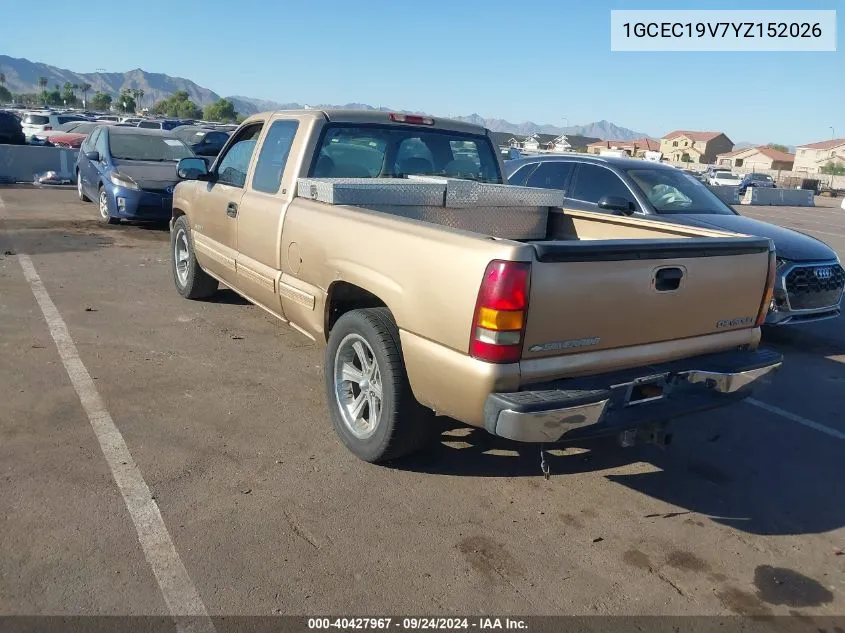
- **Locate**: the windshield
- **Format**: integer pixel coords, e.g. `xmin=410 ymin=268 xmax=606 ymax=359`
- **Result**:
xmin=72 ymin=122 xmax=100 ymax=135
xmin=626 ymin=168 xmax=737 ymax=215
xmin=749 ymin=173 xmax=772 ymax=181
xmin=108 ymin=133 xmax=194 ymax=162
xmin=714 ymin=172 xmax=740 ymax=180
xmin=55 ymin=122 xmax=81 ymax=132
xmin=309 ymin=124 xmax=502 ymax=183
xmin=25 ymin=114 xmax=49 ymax=125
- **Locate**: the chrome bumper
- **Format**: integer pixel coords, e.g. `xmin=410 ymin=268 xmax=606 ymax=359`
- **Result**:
xmin=484 ymin=349 xmax=782 ymax=444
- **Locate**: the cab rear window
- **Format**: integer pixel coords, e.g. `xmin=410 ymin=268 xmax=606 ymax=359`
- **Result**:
xmin=309 ymin=124 xmax=502 ymax=183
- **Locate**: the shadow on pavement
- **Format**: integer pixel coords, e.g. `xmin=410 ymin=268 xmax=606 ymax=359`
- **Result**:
xmin=396 ymin=321 xmax=845 ymax=538
xmin=204 ymin=288 xmax=251 ymax=305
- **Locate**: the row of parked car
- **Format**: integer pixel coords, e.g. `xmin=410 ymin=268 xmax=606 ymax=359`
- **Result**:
xmin=0 ymin=108 xmax=234 ymax=155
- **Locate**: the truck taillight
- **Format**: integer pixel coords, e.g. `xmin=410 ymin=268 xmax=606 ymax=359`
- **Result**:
xmin=755 ymin=249 xmax=777 ymax=327
xmin=389 ymin=113 xmax=434 ymax=125
xmin=470 ymin=260 xmax=530 ymax=364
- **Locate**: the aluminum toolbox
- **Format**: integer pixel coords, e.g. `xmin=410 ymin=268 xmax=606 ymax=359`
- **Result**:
xmin=295 ymin=177 xmax=553 ymax=240
xmin=360 ymin=205 xmax=548 ymax=240
xmin=407 ymin=175 xmax=567 ymax=208
xmin=297 ymin=178 xmax=445 ymax=206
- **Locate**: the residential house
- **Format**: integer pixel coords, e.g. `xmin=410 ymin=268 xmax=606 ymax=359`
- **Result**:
xmin=586 ymin=137 xmax=660 ymax=157
xmin=659 ymin=130 xmax=734 ymax=164
xmin=793 ymin=138 xmax=845 ymax=174
xmin=490 ymin=132 xmax=601 ymax=154
xmin=715 ymin=146 xmax=795 ymax=171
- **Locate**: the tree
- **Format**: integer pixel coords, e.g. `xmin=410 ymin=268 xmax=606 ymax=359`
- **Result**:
xmin=137 ymin=89 xmax=144 ymax=109
xmin=0 ymin=85 xmax=11 ymax=103
xmin=0 ymin=72 xmax=6 ymax=88
xmin=38 ymin=76 xmax=48 ymax=104
xmin=150 ymin=90 xmax=202 ymax=119
xmin=81 ymin=83 xmax=92 ymax=106
xmin=90 ymin=91 xmax=112 ymax=112
xmin=117 ymin=90 xmax=136 ymax=113
xmin=820 ymin=162 xmax=845 ymax=176
xmin=61 ymin=82 xmax=77 ymax=106
xmin=203 ymin=98 xmax=238 ymax=122
xmin=767 ymin=143 xmax=789 ymax=153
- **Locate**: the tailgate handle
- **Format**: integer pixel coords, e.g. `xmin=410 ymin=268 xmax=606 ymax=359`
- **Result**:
xmin=655 ymin=267 xmax=683 ymax=291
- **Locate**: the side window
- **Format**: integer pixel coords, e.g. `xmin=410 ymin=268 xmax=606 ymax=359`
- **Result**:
xmin=507 ymin=163 xmax=538 ymax=186
xmin=571 ymin=164 xmax=635 ymax=206
xmin=251 ymin=120 xmax=299 ymax=194
xmin=84 ymin=128 xmax=101 ymax=151
xmin=525 ymin=162 xmax=575 ymax=191
xmin=95 ymin=130 xmax=108 ymax=158
xmin=215 ymin=123 xmax=263 ymax=188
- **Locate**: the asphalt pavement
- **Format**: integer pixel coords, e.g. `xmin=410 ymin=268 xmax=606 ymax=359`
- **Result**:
xmin=1 ymin=187 xmax=843 ymax=624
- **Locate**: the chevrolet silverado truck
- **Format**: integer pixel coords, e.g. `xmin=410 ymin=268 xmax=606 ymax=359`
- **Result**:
xmin=169 ymin=109 xmax=782 ymax=463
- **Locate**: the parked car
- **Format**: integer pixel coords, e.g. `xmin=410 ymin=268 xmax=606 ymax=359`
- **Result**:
xmin=21 ymin=111 xmax=87 ymax=140
xmin=738 ymin=172 xmax=776 ymax=194
xmin=0 ymin=110 xmax=26 ymax=145
xmin=120 ymin=117 xmax=143 ymax=125
xmin=95 ymin=115 xmax=121 ymax=123
xmin=167 ymin=109 xmax=781 ymax=464
xmin=76 ymin=126 xmax=194 ymax=224
xmin=137 ymin=119 xmax=187 ymax=131
xmin=31 ymin=120 xmax=102 ymax=145
xmin=47 ymin=121 xmax=104 ymax=149
xmin=505 ymin=154 xmax=844 ymax=326
xmin=708 ymin=170 xmax=743 ymax=186
xmin=172 ymin=126 xmax=230 ymax=157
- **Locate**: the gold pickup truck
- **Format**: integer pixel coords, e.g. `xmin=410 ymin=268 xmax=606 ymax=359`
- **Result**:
xmin=169 ymin=109 xmax=782 ymax=463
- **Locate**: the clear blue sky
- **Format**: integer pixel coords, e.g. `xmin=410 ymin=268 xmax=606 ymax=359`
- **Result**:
xmin=0 ymin=0 xmax=841 ymax=145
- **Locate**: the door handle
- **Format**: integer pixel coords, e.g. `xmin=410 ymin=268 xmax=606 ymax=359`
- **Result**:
xmin=654 ymin=267 xmax=684 ymax=292
xmin=226 ymin=202 xmax=238 ymax=218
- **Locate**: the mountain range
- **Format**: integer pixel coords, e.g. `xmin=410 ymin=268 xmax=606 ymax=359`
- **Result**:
xmin=0 ymin=55 xmax=649 ymax=140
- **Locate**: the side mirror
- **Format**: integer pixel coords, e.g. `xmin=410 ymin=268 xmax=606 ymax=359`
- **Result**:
xmin=84 ymin=150 xmax=100 ymax=161
xmin=597 ymin=195 xmax=635 ymax=215
xmin=177 ymin=157 xmax=209 ymax=181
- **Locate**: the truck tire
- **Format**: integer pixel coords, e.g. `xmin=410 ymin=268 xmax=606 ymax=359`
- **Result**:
xmin=325 ymin=307 xmax=434 ymax=463
xmin=171 ymin=215 xmax=218 ymax=299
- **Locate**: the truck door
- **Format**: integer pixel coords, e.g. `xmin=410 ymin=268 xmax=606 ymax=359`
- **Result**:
xmin=235 ymin=118 xmax=300 ymax=317
xmin=192 ymin=122 xmax=263 ymax=283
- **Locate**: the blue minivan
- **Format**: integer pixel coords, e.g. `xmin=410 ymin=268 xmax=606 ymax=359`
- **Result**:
xmin=76 ymin=126 xmax=194 ymax=224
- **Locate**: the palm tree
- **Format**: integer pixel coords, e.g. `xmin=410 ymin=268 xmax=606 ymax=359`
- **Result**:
xmin=72 ymin=83 xmax=79 ymax=98
xmin=38 ymin=76 xmax=48 ymax=104
xmin=0 ymin=72 xmax=6 ymax=88
xmin=81 ymin=82 xmax=91 ymax=106
xmin=138 ymin=89 xmax=144 ymax=109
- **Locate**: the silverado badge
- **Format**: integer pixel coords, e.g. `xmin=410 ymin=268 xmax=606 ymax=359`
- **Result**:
xmin=529 ymin=337 xmax=601 ymax=353
xmin=716 ymin=317 xmax=754 ymax=328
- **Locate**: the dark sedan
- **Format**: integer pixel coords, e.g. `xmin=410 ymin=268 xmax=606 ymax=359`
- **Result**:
xmin=738 ymin=172 xmax=776 ymax=194
xmin=172 ymin=126 xmax=230 ymax=157
xmin=505 ymin=154 xmax=843 ymax=326
xmin=76 ymin=126 xmax=194 ymax=224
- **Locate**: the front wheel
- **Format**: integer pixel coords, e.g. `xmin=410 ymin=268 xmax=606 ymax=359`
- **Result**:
xmin=77 ymin=171 xmax=90 ymax=202
xmin=98 ymin=186 xmax=119 ymax=225
xmin=171 ymin=215 xmax=218 ymax=299
xmin=325 ymin=307 xmax=434 ymax=463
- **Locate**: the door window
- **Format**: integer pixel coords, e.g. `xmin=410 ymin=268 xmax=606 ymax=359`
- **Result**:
xmin=251 ymin=120 xmax=299 ymax=194
xmin=215 ymin=123 xmax=263 ymax=188
xmin=83 ymin=127 xmax=101 ymax=151
xmin=571 ymin=164 xmax=636 ymax=206
xmin=525 ymin=161 xmax=575 ymax=191
xmin=95 ymin=130 xmax=109 ymax=158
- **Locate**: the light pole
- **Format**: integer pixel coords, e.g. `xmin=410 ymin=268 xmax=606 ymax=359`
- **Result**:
xmin=831 ymin=126 xmax=835 ymax=139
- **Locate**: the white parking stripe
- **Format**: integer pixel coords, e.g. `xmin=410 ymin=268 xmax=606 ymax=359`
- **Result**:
xmin=747 ymin=398 xmax=845 ymax=441
xmin=0 ymin=198 xmax=214 ymax=633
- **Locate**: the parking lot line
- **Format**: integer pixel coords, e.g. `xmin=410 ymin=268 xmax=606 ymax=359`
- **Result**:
xmin=747 ymin=398 xmax=845 ymax=441
xmin=0 ymin=198 xmax=214 ymax=632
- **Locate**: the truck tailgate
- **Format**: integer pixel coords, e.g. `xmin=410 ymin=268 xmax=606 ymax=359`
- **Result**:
xmin=522 ymin=237 xmax=773 ymax=358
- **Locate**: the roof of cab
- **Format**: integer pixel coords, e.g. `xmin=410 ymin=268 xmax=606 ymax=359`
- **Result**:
xmin=242 ymin=108 xmax=490 ymax=136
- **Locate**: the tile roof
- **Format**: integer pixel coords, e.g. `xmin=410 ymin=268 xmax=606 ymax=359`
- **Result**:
xmin=662 ymin=130 xmax=726 ymax=142
xmin=716 ymin=146 xmax=795 ymax=162
xmin=796 ymin=138 xmax=845 ymax=150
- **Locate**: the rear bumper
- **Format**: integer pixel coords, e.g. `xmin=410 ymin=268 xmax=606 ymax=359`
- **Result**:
xmin=483 ymin=348 xmax=782 ymax=443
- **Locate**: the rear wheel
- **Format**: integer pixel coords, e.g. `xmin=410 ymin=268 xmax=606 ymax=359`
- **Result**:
xmin=77 ymin=171 xmax=90 ymax=202
xmin=171 ymin=215 xmax=218 ymax=299
xmin=98 ymin=186 xmax=119 ymax=225
xmin=325 ymin=307 xmax=434 ymax=463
